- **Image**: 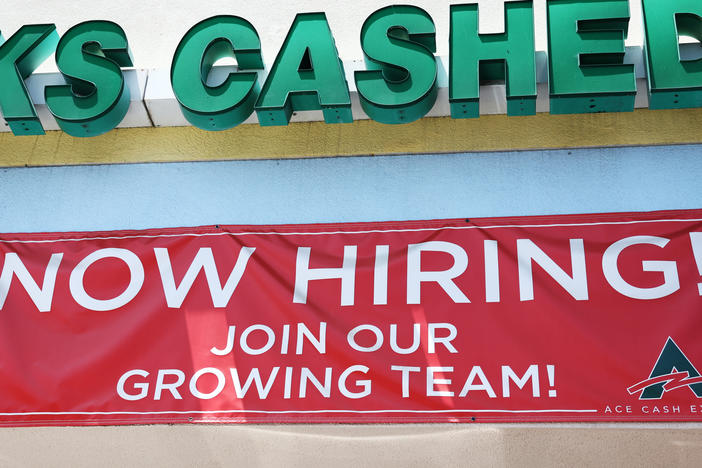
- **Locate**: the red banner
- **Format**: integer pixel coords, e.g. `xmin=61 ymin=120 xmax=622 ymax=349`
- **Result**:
xmin=1 ymin=210 xmax=702 ymax=426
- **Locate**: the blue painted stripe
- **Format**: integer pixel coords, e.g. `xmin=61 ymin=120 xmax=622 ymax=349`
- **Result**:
xmin=0 ymin=144 xmax=700 ymax=233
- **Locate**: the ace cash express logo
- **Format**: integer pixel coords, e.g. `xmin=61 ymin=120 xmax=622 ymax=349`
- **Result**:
xmin=628 ymin=338 xmax=702 ymax=400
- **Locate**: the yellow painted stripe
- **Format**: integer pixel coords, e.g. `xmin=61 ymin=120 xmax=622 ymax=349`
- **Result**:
xmin=1 ymin=108 xmax=702 ymax=167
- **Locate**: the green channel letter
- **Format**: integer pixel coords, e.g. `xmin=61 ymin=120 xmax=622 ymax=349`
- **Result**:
xmin=255 ymin=13 xmax=352 ymax=126
xmin=450 ymin=1 xmax=536 ymax=118
xmin=547 ymin=0 xmax=636 ymax=114
xmin=45 ymin=21 xmax=133 ymax=137
xmin=0 ymin=25 xmax=59 ymax=135
xmin=355 ymin=5 xmax=437 ymax=124
xmin=642 ymin=0 xmax=702 ymax=109
xmin=171 ymin=16 xmax=263 ymax=131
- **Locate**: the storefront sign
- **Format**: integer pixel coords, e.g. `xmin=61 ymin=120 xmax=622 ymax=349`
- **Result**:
xmin=1 ymin=0 xmax=702 ymax=136
xmin=0 ymin=210 xmax=701 ymax=426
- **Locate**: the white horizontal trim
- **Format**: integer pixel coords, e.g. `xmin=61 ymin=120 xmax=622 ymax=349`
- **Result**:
xmin=0 ymin=408 xmax=598 ymax=416
xmin=1 ymin=215 xmax=699 ymax=243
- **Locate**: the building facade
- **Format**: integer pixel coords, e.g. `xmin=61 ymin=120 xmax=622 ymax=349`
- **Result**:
xmin=1 ymin=0 xmax=702 ymax=465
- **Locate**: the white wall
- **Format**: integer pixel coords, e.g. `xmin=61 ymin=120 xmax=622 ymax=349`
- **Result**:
xmin=2 ymin=0 xmax=645 ymax=72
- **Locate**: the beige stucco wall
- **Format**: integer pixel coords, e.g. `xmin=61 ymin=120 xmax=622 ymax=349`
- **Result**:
xmin=0 ymin=424 xmax=701 ymax=467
